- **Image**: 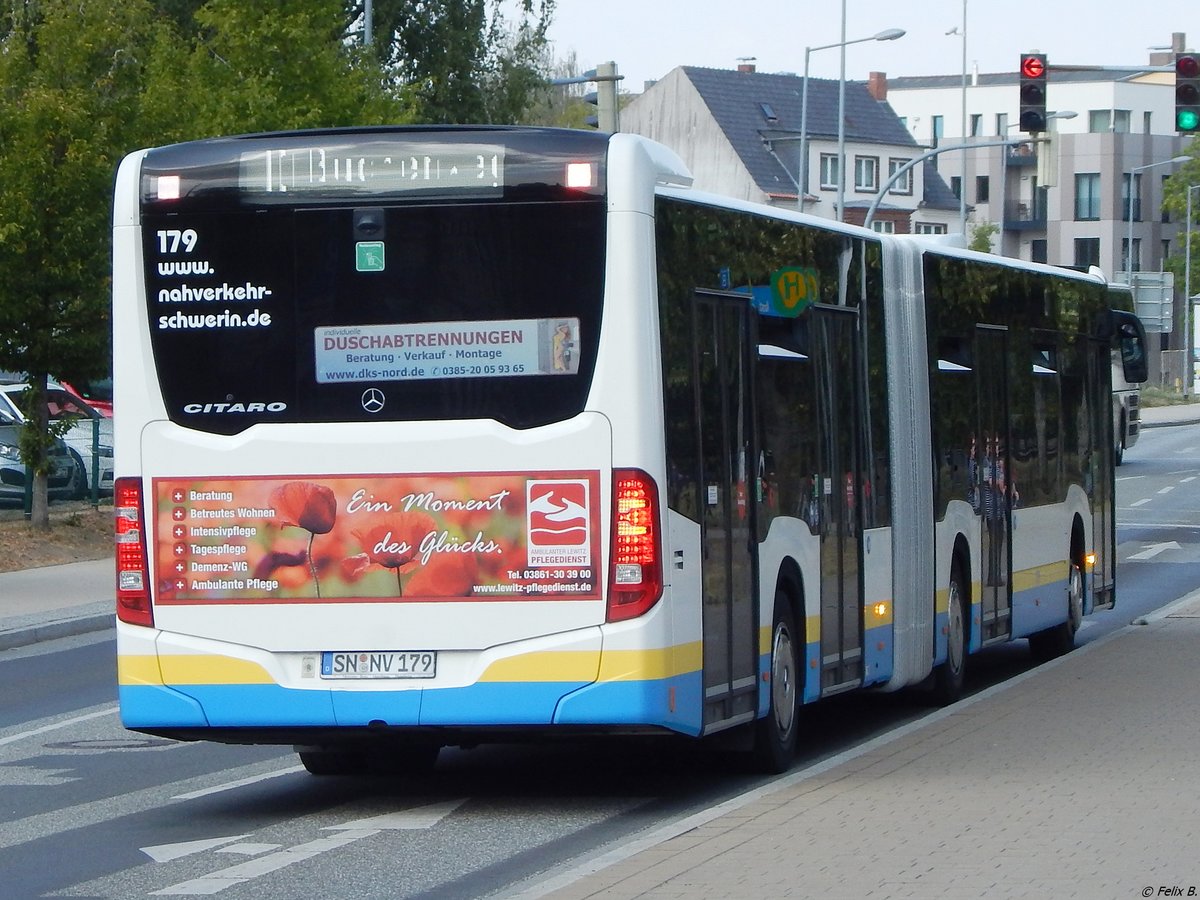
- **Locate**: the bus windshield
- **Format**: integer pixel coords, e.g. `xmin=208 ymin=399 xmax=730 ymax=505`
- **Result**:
xmin=139 ymin=130 xmax=607 ymax=434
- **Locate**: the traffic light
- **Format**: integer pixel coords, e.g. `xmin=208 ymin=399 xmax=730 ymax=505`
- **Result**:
xmin=1176 ymin=52 xmax=1200 ymax=134
xmin=1019 ymin=53 xmax=1048 ymax=133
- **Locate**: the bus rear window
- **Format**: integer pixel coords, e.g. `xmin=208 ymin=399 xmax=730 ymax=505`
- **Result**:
xmin=142 ymin=200 xmax=605 ymax=433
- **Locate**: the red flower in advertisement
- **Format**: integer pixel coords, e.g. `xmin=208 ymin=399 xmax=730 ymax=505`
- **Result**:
xmin=269 ymin=481 xmax=338 ymax=597
xmin=352 ymin=511 xmax=438 ymax=596
xmin=271 ymin=482 xmax=337 ymax=534
xmin=405 ymin=549 xmax=479 ymax=598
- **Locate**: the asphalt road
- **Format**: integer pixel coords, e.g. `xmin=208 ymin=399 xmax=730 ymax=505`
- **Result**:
xmin=1 ymin=422 xmax=1198 ymax=899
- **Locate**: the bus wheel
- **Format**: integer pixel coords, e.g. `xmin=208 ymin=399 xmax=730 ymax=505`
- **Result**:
xmin=1030 ymin=561 xmax=1083 ymax=661
xmin=752 ymin=593 xmax=799 ymax=774
xmin=932 ymin=562 xmax=967 ymax=704
xmin=1115 ymin=417 xmax=1126 ymax=466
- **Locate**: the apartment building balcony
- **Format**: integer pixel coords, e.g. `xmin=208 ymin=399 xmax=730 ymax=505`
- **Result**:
xmin=1005 ymin=144 xmax=1039 ymax=167
xmin=1003 ymin=200 xmax=1047 ymax=231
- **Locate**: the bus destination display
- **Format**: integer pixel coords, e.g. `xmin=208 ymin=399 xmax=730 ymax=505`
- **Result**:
xmin=238 ymin=142 xmax=504 ymax=197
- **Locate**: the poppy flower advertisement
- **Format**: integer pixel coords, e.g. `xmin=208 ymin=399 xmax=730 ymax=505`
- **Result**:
xmin=151 ymin=472 xmax=600 ymax=604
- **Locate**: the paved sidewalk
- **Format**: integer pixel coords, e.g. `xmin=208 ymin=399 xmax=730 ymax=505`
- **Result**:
xmin=521 ymin=594 xmax=1200 ymax=900
xmin=1138 ymin=401 xmax=1200 ymax=428
xmin=0 ymin=558 xmax=113 ymax=650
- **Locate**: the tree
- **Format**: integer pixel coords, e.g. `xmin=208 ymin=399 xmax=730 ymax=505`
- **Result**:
xmin=1163 ymin=143 xmax=1200 ymax=308
xmin=354 ymin=0 xmax=555 ymax=124
xmin=0 ymin=0 xmax=163 ymax=526
xmin=969 ymin=221 xmax=999 ymax=254
xmin=0 ymin=0 xmax=410 ymax=525
xmin=141 ymin=0 xmax=411 ymax=142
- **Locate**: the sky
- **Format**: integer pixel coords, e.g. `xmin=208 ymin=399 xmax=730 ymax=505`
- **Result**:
xmin=545 ymin=0 xmax=1195 ymax=91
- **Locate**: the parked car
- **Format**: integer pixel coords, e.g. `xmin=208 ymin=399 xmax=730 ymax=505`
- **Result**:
xmin=0 ymin=402 xmax=81 ymax=503
xmin=0 ymin=382 xmax=113 ymax=497
xmin=60 ymin=376 xmax=113 ymax=417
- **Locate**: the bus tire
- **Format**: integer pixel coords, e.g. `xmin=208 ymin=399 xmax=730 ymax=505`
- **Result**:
xmin=1115 ymin=413 xmax=1126 ymax=466
xmin=1029 ymin=561 xmax=1083 ymax=661
xmin=932 ymin=561 xmax=967 ymax=704
xmin=751 ymin=592 xmax=800 ymax=774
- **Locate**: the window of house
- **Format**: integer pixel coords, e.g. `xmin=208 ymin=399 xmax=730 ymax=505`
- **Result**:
xmin=888 ymin=158 xmax=913 ymax=195
xmin=995 ymin=112 xmax=1009 ymax=134
xmin=854 ymin=156 xmax=879 ymax=192
xmin=970 ymin=114 xmax=983 ymax=136
xmin=1074 ymin=238 xmax=1101 ymax=269
xmin=1074 ymin=173 xmax=1101 ymax=221
xmin=976 ymin=175 xmax=990 ymax=203
xmin=1088 ymin=110 xmax=1111 ymax=133
xmin=1162 ymin=239 xmax=1172 ymax=266
xmin=950 ymin=176 xmax=962 ymax=199
xmin=1113 ymin=109 xmax=1131 ymax=133
xmin=1121 ymin=172 xmax=1142 ymax=222
xmin=1031 ymin=240 xmax=1048 ymax=264
xmin=1162 ymin=175 xmax=1172 ymax=222
xmin=1145 ymin=111 xmax=1154 ymax=134
xmin=871 ymin=220 xmax=896 ymax=233
xmin=819 ymin=154 xmax=839 ymax=189
xmin=932 ymin=115 xmax=944 ymax=147
xmin=1122 ymin=238 xmax=1142 ymax=273
xmin=915 ymin=222 xmax=948 ymax=234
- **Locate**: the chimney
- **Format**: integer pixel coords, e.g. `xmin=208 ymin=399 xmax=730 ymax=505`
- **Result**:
xmin=1150 ymin=32 xmax=1186 ymax=67
xmin=737 ymin=62 xmax=757 ymax=74
xmin=868 ymin=71 xmax=888 ymax=101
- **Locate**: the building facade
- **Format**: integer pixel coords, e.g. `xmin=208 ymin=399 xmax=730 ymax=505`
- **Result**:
xmin=619 ymin=64 xmax=960 ymax=233
xmin=881 ymin=36 xmax=1190 ymax=279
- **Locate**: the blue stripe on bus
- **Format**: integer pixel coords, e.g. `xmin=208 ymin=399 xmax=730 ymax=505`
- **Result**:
xmin=118 ymin=677 xmax=701 ymax=733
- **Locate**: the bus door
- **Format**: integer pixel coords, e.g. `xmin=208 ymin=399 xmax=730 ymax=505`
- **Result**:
xmin=693 ymin=291 xmax=760 ymax=730
xmin=976 ymin=325 xmax=1012 ymax=643
xmin=813 ymin=306 xmax=863 ymax=693
xmin=1090 ymin=338 xmax=1116 ymax=607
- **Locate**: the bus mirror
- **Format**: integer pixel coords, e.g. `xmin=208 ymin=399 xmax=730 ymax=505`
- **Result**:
xmin=1111 ymin=310 xmax=1148 ymax=384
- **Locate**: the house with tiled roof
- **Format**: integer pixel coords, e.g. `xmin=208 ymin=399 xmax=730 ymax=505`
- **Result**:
xmin=619 ymin=63 xmax=960 ymax=234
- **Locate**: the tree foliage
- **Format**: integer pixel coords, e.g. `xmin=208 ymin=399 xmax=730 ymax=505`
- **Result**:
xmin=354 ymin=0 xmax=555 ymax=124
xmin=0 ymin=0 xmax=563 ymax=524
xmin=1162 ymin=141 xmax=1200 ymax=304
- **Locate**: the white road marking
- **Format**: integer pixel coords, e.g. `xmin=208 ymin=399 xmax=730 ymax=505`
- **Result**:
xmin=150 ymin=799 xmax=467 ymax=895
xmin=324 ymin=799 xmax=467 ymax=831
xmin=151 ymin=831 xmax=372 ymax=895
xmin=1127 ymin=541 xmax=1182 ymax=561
xmin=142 ymin=836 xmax=251 ymax=863
xmin=0 ymin=706 xmax=118 ymax=748
xmin=171 ymin=765 xmax=304 ymax=801
xmin=1130 ymin=498 xmax=1151 ymax=507
xmin=1158 ymin=486 xmax=1176 ymax=494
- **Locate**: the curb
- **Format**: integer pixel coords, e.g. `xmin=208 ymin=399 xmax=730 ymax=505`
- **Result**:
xmin=0 ymin=608 xmax=114 ymax=652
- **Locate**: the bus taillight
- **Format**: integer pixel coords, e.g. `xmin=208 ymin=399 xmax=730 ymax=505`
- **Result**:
xmin=607 ymin=469 xmax=663 ymax=622
xmin=115 ymin=477 xmax=153 ymax=628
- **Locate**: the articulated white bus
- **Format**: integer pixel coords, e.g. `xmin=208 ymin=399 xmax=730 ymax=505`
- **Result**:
xmin=112 ymin=127 xmax=1147 ymax=774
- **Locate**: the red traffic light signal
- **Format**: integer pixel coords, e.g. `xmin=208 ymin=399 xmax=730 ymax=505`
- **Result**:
xmin=1019 ymin=53 xmax=1048 ymax=133
xmin=1177 ymin=53 xmax=1200 ymax=133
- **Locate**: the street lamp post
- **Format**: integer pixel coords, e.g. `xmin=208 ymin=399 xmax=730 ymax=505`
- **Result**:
xmin=1184 ymin=183 xmax=1200 ymax=395
xmin=798 ymin=26 xmax=905 ymax=213
xmin=1125 ymin=156 xmax=1190 ymax=280
xmin=864 ymin=136 xmax=1030 ymax=230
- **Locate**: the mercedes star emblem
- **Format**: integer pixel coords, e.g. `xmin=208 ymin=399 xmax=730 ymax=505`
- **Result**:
xmin=361 ymin=388 xmax=386 ymax=413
